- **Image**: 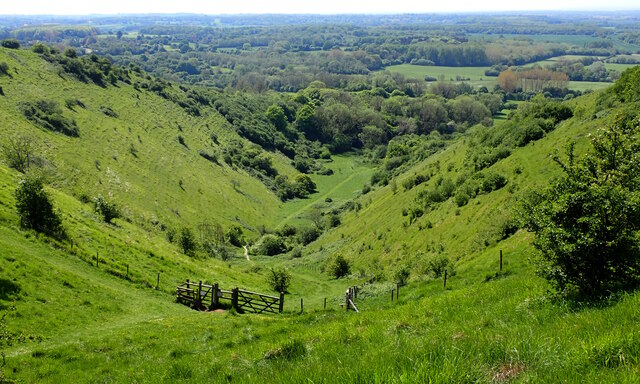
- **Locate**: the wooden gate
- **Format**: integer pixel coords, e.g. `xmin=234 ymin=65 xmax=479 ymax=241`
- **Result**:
xmin=176 ymin=280 xmax=284 ymax=314
xmin=235 ymin=289 xmax=283 ymax=314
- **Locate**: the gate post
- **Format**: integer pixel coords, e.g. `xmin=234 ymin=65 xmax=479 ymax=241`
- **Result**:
xmin=213 ymin=283 xmax=219 ymax=308
xmin=232 ymin=287 xmax=239 ymax=310
xmin=279 ymin=292 xmax=284 ymax=313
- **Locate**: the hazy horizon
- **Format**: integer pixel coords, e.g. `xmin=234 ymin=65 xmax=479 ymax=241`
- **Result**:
xmin=1 ymin=0 xmax=639 ymax=16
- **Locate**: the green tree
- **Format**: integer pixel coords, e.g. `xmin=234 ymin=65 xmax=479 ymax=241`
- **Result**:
xmin=295 ymin=104 xmax=319 ymax=140
xmin=2 ymin=135 xmax=36 ymax=173
xmin=226 ymin=225 xmax=244 ymax=247
xmin=358 ymin=125 xmax=387 ymax=149
xmin=450 ymin=96 xmax=491 ymax=127
xmin=265 ymin=105 xmax=287 ymax=131
xmin=327 ymin=254 xmax=351 ymax=278
xmin=393 ymin=264 xmax=411 ymax=286
xmin=418 ymin=99 xmax=448 ymax=133
xmin=64 ymin=48 xmax=78 ymax=58
xmin=179 ymin=227 xmax=197 ymax=256
xmin=1 ymin=39 xmax=20 ymax=49
xmin=267 ymin=267 xmax=292 ymax=293
xmin=294 ymin=174 xmax=316 ymax=195
xmin=14 ymin=174 xmax=64 ymax=238
xmin=298 ymin=226 xmax=319 ymax=245
xmin=92 ymin=195 xmax=120 ymax=223
xmin=255 ymin=234 xmax=287 ymax=256
xmin=0 ymin=62 xmax=9 ymax=76
xmin=520 ymin=115 xmax=640 ymax=297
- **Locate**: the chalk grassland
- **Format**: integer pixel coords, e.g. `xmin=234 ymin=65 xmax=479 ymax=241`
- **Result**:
xmin=0 ymin=49 xmax=639 ymax=383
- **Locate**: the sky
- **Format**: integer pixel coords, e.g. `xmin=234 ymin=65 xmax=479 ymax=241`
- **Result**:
xmin=1 ymin=0 xmax=639 ymax=15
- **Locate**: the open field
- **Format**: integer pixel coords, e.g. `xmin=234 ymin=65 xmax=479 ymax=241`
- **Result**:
xmin=384 ymin=64 xmax=490 ymax=81
xmin=523 ymin=56 xmax=639 ymax=73
xmin=272 ymin=154 xmax=375 ymax=228
xmin=471 ymin=33 xmax=640 ymax=51
xmin=384 ymin=64 xmax=614 ymax=92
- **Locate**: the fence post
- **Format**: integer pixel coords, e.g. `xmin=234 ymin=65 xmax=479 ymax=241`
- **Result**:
xmin=391 ymin=289 xmax=394 ymax=301
xmin=300 ymin=298 xmax=304 ymax=314
xmin=500 ymin=249 xmax=503 ymax=273
xmin=197 ymin=280 xmax=202 ymax=306
xmin=443 ymin=269 xmax=447 ymax=290
xmin=126 ymin=264 xmax=129 ymax=279
xmin=96 ymin=251 xmax=99 ymax=267
xmin=279 ymin=292 xmax=284 ymax=313
xmin=156 ymin=273 xmax=160 ymax=290
xmin=324 ymin=297 xmax=327 ymax=310
xmin=213 ymin=283 xmax=219 ymax=308
xmin=354 ymin=286 xmax=358 ymax=299
xmin=396 ymin=283 xmax=399 ymax=300
xmin=232 ymin=288 xmax=239 ymax=310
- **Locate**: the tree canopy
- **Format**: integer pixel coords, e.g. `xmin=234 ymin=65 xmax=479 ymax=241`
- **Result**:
xmin=520 ymin=114 xmax=640 ymax=297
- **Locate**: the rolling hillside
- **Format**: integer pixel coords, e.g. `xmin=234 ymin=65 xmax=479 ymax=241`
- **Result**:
xmin=0 ymin=47 xmax=639 ymax=383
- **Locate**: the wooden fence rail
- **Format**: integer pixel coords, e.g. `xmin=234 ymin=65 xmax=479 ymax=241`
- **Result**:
xmin=176 ymin=280 xmax=284 ymax=314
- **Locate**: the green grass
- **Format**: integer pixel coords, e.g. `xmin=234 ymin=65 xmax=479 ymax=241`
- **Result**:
xmin=522 ymin=56 xmax=639 ymax=75
xmin=4 ymin=229 xmax=640 ymax=383
xmin=0 ymin=47 xmax=292 ymax=239
xmin=474 ymin=33 xmax=640 ymax=51
xmin=604 ymin=63 xmax=639 ymax=72
xmin=522 ymin=55 xmax=609 ymax=68
xmin=384 ymin=64 xmax=613 ymax=92
xmin=1 ymin=47 xmax=640 ymax=383
xmin=384 ymin=64 xmax=496 ymax=88
xmin=568 ymin=81 xmax=612 ymax=92
xmin=272 ymin=154 xmax=375 ymax=228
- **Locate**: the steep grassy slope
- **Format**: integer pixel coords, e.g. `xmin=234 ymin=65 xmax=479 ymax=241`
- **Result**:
xmin=0 ymin=47 xmax=291 ymax=235
xmin=303 ymin=93 xmax=602 ymax=273
xmin=1 ymin=47 xmax=639 ymax=383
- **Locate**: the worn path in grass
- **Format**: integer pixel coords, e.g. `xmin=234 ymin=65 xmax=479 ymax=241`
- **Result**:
xmin=272 ymin=154 xmax=374 ymax=229
xmin=0 ymin=226 xmax=185 ymax=358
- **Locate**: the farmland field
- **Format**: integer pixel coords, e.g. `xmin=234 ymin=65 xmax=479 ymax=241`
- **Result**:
xmin=384 ymin=64 xmax=614 ymax=91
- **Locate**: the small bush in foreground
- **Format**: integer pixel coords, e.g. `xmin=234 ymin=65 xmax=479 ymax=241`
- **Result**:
xmin=520 ymin=115 xmax=640 ymax=297
xmin=267 ymin=267 xmax=291 ymax=293
xmin=327 ymin=254 xmax=351 ymax=278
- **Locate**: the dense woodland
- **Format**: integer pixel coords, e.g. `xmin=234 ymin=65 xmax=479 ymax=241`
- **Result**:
xmin=1 ymin=13 xmax=639 ymax=91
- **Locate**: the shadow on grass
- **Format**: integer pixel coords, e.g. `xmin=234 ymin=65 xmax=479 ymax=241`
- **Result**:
xmin=550 ymin=288 xmax=639 ymax=312
xmin=0 ymin=278 xmax=20 ymax=300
